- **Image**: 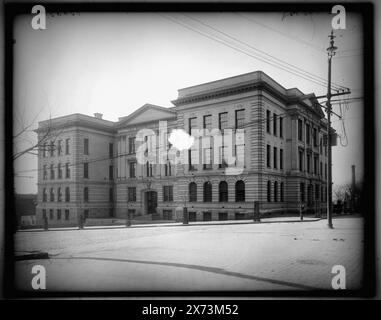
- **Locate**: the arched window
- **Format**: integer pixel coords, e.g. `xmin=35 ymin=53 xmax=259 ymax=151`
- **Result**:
xmin=65 ymin=187 xmax=70 ymax=202
xmin=189 ymin=182 xmax=197 ymax=202
xmin=219 ymin=181 xmax=228 ymax=202
xmin=203 ymin=181 xmax=212 ymax=202
xmin=274 ymin=181 xmax=278 ymax=202
xmin=235 ymin=180 xmax=245 ymax=202
xmin=267 ymin=181 xmax=271 ymax=202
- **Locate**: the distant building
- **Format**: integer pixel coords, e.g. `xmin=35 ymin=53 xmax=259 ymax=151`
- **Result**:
xmin=35 ymin=71 xmax=329 ymax=226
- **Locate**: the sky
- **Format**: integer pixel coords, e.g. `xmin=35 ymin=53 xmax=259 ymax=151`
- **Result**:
xmin=13 ymin=11 xmax=364 ymax=194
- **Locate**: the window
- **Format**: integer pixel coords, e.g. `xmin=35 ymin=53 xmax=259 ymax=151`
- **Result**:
xmin=57 ymin=209 xmax=61 ymax=220
xmin=306 ymin=123 xmax=310 ymax=145
xmin=203 ymin=181 xmax=212 ymax=202
xmin=65 ymin=138 xmax=70 ymax=155
xmin=50 ymin=188 xmax=55 ymax=202
xmin=146 ymin=162 xmax=153 ymax=177
xmin=84 ymin=187 xmax=89 ymax=202
xmin=320 ymin=137 xmax=323 ymax=154
xmin=298 ymin=119 xmax=303 ymax=141
xmin=50 ymin=164 xmax=55 ymax=180
xmin=50 ymin=141 xmax=55 ymax=157
xmin=84 ymin=162 xmax=89 ymax=179
xmin=235 ymin=180 xmax=245 ymax=202
xmin=109 ymin=188 xmax=114 ymax=202
xmin=163 ymin=186 xmax=173 ymax=202
xmin=307 ymin=154 xmax=311 ymax=173
xmin=300 ymin=183 xmax=305 ymax=202
xmin=235 ymin=109 xmax=245 ymax=129
xmin=203 ymin=145 xmax=213 ymax=170
xmin=164 ymin=162 xmax=172 ymax=176
xmin=325 ymin=163 xmax=327 ymax=179
xmin=280 ymin=182 xmax=284 ymax=202
xmin=267 ymin=181 xmax=271 ymax=202
xmin=65 ymin=209 xmax=70 ymax=221
xmin=58 ymin=163 xmax=62 ymax=179
xmin=267 ymin=144 xmax=271 ymax=168
xmin=189 ymin=182 xmax=197 ymax=202
xmin=314 ymin=156 xmax=318 ymax=175
xmin=219 ymin=181 xmax=228 ymax=202
xmin=128 ymin=209 xmax=136 ymax=218
xmin=49 ymin=209 xmax=54 ymax=220
xmin=128 ymin=137 xmax=136 ymax=154
xmin=273 ymin=113 xmax=277 ymax=136
xmin=313 ymin=128 xmax=318 ymax=147
xmin=66 ymin=163 xmax=70 ymax=178
xmin=219 ymin=112 xmax=228 ymax=131
xmin=188 ymin=149 xmax=197 ymax=171
xmin=320 ymin=162 xmax=323 ymax=177
xmin=57 ymin=187 xmax=62 ymax=202
xmin=57 ymin=140 xmax=62 ymax=156
xmin=109 ymin=143 xmax=114 ymax=159
xmin=43 ymin=165 xmax=47 ymax=180
xmin=274 ymin=181 xmax=278 ymax=202
xmin=203 ymin=115 xmax=212 ymax=130
xmin=266 ymin=110 xmax=271 ymax=133
xmin=189 ymin=117 xmax=197 ymax=134
xmin=279 ymin=117 xmax=283 ymax=138
xmin=128 ymin=187 xmax=136 ymax=202
xmin=163 ymin=210 xmax=173 ymax=220
xmin=299 ymin=149 xmax=304 ymax=171
xmin=273 ymin=147 xmax=277 ymax=169
xmin=84 ymin=138 xmax=89 ymax=155
xmin=280 ymin=149 xmax=284 ymax=170
xmin=109 ymin=165 xmax=114 ymax=180
xmin=315 ymin=184 xmax=320 ymax=200
xmin=129 ymin=161 xmax=136 ymax=178
xmin=42 ymin=209 xmax=47 ymax=219
xmin=43 ymin=188 xmax=47 ymax=202
xmin=43 ymin=143 xmax=47 ymax=157
xmin=65 ymin=187 xmax=70 ymax=202
xmin=219 ymin=146 xmax=227 ymax=168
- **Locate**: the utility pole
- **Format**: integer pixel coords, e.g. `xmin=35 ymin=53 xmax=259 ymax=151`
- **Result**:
xmin=326 ymin=31 xmax=338 ymax=229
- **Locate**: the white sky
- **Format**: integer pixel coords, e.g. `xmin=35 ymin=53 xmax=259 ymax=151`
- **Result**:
xmin=13 ymin=11 xmax=364 ymax=194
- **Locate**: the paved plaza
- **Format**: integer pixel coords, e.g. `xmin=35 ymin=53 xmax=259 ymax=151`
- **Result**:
xmin=14 ymin=216 xmax=364 ymax=292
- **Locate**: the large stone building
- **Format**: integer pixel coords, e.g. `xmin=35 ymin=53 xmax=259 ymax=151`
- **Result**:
xmin=35 ymin=71 xmax=329 ymax=227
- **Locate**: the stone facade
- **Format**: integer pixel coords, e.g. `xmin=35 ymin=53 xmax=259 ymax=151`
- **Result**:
xmin=35 ymin=71 xmax=329 ymax=226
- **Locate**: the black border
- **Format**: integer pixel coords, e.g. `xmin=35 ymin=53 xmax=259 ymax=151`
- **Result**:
xmin=3 ymin=2 xmax=375 ymax=299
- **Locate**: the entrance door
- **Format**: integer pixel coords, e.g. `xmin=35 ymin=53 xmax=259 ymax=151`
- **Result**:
xmin=146 ymin=191 xmax=157 ymax=214
xmin=203 ymin=211 xmax=212 ymax=221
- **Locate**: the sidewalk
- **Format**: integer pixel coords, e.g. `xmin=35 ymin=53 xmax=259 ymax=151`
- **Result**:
xmin=17 ymin=216 xmax=322 ymax=233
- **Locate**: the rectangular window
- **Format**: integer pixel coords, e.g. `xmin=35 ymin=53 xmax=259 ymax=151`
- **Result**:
xmin=189 ymin=117 xmax=197 ymax=134
xmin=203 ymin=146 xmax=213 ymax=170
xmin=267 ymin=144 xmax=271 ymax=168
xmin=65 ymin=138 xmax=70 ymax=155
xmin=273 ymin=113 xmax=277 ymax=136
xmin=280 ymin=149 xmax=283 ymax=170
xmin=325 ymin=163 xmax=327 ymax=179
xmin=50 ymin=164 xmax=55 ymax=180
xmin=203 ymin=115 xmax=212 ymax=130
xmin=129 ymin=161 xmax=136 ymax=178
xmin=298 ymin=119 xmax=303 ymax=141
xmin=57 ymin=188 xmax=62 ymax=202
xmin=42 ymin=209 xmax=47 ymax=219
xmin=164 ymin=162 xmax=172 ymax=176
xmin=307 ymin=154 xmax=311 ymax=173
xmin=65 ymin=209 xmax=70 ymax=221
xmin=43 ymin=165 xmax=47 ymax=180
xmin=109 ymin=165 xmax=114 ymax=180
xmin=279 ymin=117 xmax=283 ymax=138
xmin=49 ymin=209 xmax=54 ymax=220
xmin=65 ymin=163 xmax=70 ymax=178
xmin=129 ymin=137 xmax=136 ymax=154
xmin=58 ymin=163 xmax=62 ymax=179
xmin=163 ymin=186 xmax=174 ymax=202
xmin=109 ymin=143 xmax=114 ymax=159
xmin=266 ymin=110 xmax=271 ymax=133
xmin=57 ymin=209 xmax=61 ymax=220
xmin=219 ymin=146 xmax=227 ymax=168
xmin=306 ymin=124 xmax=310 ymax=145
xmin=163 ymin=210 xmax=173 ymax=220
xmin=43 ymin=143 xmax=47 ymax=158
xmin=273 ymin=147 xmax=277 ymax=169
xmin=57 ymin=140 xmax=62 ymax=156
xmin=50 ymin=141 xmax=55 ymax=157
xmin=267 ymin=181 xmax=271 ymax=202
xmin=315 ymin=184 xmax=320 ymax=200
xmin=280 ymin=182 xmax=284 ymax=202
xmin=146 ymin=162 xmax=153 ymax=177
xmin=188 ymin=149 xmax=197 ymax=171
xmin=219 ymin=112 xmax=228 ymax=131
xmin=313 ymin=128 xmax=318 ymax=147
xmin=235 ymin=109 xmax=245 ymax=129
xmin=84 ymin=138 xmax=89 ymax=155
xmin=84 ymin=187 xmax=89 ymax=202
xmin=314 ymin=156 xmax=318 ymax=175
xmin=128 ymin=187 xmax=136 ymax=202
xmin=84 ymin=162 xmax=89 ymax=179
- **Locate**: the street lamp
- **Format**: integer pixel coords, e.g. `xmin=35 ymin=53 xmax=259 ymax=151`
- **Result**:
xmin=326 ymin=30 xmax=337 ymax=229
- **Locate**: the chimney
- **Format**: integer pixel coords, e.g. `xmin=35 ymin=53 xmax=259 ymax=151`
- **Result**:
xmin=94 ymin=113 xmax=103 ymax=119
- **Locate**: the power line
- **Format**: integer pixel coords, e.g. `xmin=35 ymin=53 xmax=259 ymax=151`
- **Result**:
xmin=161 ymin=14 xmax=345 ymax=91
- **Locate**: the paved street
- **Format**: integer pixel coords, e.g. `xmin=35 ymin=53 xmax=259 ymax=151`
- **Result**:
xmin=15 ymin=216 xmax=364 ymax=292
